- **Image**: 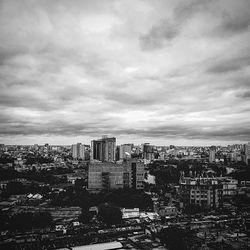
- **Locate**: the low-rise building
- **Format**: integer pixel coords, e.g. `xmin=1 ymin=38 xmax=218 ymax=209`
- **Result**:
xmin=180 ymin=176 xmax=223 ymax=209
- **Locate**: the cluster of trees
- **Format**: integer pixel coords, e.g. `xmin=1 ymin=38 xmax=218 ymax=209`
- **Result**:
xmin=149 ymin=163 xmax=180 ymax=186
xmin=159 ymin=226 xmax=195 ymax=250
xmin=51 ymin=186 xmax=102 ymax=208
xmin=0 ymin=211 xmax=53 ymax=231
xmin=1 ymin=181 xmax=51 ymax=199
xmin=52 ymin=185 xmax=153 ymax=211
xmin=0 ymin=166 xmax=71 ymax=186
xmin=25 ymin=154 xmax=54 ymax=165
xmin=97 ymin=203 xmax=122 ymax=225
xmin=0 ymin=167 xmax=19 ymax=180
xmin=79 ymin=203 xmax=122 ymax=226
xmin=51 ymin=185 xmax=153 ymax=225
xmin=183 ymin=204 xmax=207 ymax=215
xmin=0 ymin=155 xmax=14 ymax=164
xmin=103 ymin=188 xmax=153 ymax=210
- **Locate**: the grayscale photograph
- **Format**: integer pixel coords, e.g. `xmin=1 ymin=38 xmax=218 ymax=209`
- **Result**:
xmin=0 ymin=0 xmax=250 ymax=249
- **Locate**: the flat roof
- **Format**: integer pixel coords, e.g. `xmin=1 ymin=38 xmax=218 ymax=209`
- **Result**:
xmin=71 ymin=242 xmax=123 ymax=250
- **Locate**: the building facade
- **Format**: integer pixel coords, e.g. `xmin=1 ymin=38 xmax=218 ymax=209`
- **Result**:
xmin=180 ymin=177 xmax=222 ymax=209
xmin=119 ymin=144 xmax=133 ymax=160
xmin=91 ymin=136 xmax=116 ymax=162
xmin=143 ymin=143 xmax=154 ymax=160
xmin=72 ymin=143 xmax=85 ymax=160
xmin=244 ymin=142 xmax=250 ymax=165
xmin=88 ymin=159 xmax=145 ymax=191
xmin=209 ymin=150 xmax=215 ymax=163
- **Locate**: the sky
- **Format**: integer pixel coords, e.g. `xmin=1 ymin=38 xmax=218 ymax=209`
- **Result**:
xmin=0 ymin=0 xmax=250 ymax=146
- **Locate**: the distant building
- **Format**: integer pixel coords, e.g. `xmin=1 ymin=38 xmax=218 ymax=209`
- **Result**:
xmin=143 ymin=143 xmax=154 ymax=160
xmin=221 ymin=178 xmax=238 ymax=196
xmin=115 ymin=146 xmax=120 ymax=161
xmin=209 ymin=150 xmax=215 ymax=163
xmin=244 ymin=142 xmax=250 ymax=165
xmin=180 ymin=176 xmax=222 ymax=209
xmin=88 ymin=159 xmax=145 ymax=191
xmin=119 ymin=144 xmax=133 ymax=160
xmin=91 ymin=136 xmax=116 ymax=162
xmin=72 ymin=143 xmax=85 ymax=160
xmin=88 ymin=162 xmax=130 ymax=191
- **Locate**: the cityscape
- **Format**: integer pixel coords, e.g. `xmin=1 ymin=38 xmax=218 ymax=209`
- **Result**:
xmin=0 ymin=139 xmax=250 ymax=249
xmin=1 ymin=0 xmax=250 ymax=250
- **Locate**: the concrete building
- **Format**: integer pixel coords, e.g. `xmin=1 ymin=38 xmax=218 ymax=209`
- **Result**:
xmin=119 ymin=144 xmax=133 ymax=160
xmin=209 ymin=150 xmax=215 ymax=163
xmin=244 ymin=142 xmax=250 ymax=165
xmin=143 ymin=143 xmax=154 ymax=160
xmin=221 ymin=178 xmax=238 ymax=196
xmin=91 ymin=136 xmax=116 ymax=162
xmin=72 ymin=143 xmax=85 ymax=160
xmin=180 ymin=176 xmax=222 ymax=209
xmin=88 ymin=159 xmax=145 ymax=191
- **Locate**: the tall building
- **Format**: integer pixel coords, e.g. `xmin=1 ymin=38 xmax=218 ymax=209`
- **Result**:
xmin=244 ymin=142 xmax=250 ymax=165
xmin=88 ymin=159 xmax=145 ymax=191
xmin=209 ymin=150 xmax=215 ymax=163
xmin=128 ymin=158 xmax=145 ymax=190
xmin=143 ymin=143 xmax=154 ymax=160
xmin=119 ymin=144 xmax=133 ymax=160
xmin=72 ymin=143 xmax=85 ymax=160
xmin=91 ymin=136 xmax=116 ymax=162
xmin=115 ymin=146 xmax=120 ymax=161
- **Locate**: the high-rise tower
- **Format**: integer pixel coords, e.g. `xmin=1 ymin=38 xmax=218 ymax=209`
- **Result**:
xmin=91 ymin=136 xmax=116 ymax=162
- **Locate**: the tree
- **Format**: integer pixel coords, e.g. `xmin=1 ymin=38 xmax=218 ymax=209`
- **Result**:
xmin=98 ymin=203 xmax=122 ymax=225
xmin=0 ymin=211 xmax=9 ymax=230
xmin=159 ymin=227 xmax=188 ymax=250
xmin=32 ymin=212 xmax=53 ymax=228
xmin=9 ymin=212 xmax=33 ymax=231
xmin=3 ymin=181 xmax=25 ymax=197
xmin=183 ymin=204 xmax=206 ymax=215
xmin=79 ymin=208 xmax=94 ymax=223
xmin=103 ymin=188 xmax=153 ymax=210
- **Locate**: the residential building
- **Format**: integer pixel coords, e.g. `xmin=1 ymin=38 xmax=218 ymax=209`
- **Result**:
xmin=209 ymin=150 xmax=215 ymax=163
xmin=244 ymin=142 xmax=250 ymax=165
xmin=130 ymin=159 xmax=145 ymax=190
xmin=143 ymin=143 xmax=154 ymax=160
xmin=72 ymin=143 xmax=85 ymax=160
xmin=220 ymin=178 xmax=238 ymax=196
xmin=91 ymin=136 xmax=116 ymax=162
xmin=180 ymin=176 xmax=222 ymax=209
xmin=119 ymin=144 xmax=133 ymax=160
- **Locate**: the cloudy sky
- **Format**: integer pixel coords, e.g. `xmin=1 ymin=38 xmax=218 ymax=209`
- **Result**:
xmin=0 ymin=0 xmax=250 ymax=146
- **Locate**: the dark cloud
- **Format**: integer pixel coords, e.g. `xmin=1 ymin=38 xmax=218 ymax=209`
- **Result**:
xmin=218 ymin=14 xmax=250 ymax=35
xmin=237 ymin=91 xmax=250 ymax=99
xmin=213 ymin=1 xmax=250 ymax=37
xmin=139 ymin=0 xmax=213 ymax=50
xmin=206 ymin=54 xmax=250 ymax=74
xmin=139 ymin=19 xmax=179 ymax=50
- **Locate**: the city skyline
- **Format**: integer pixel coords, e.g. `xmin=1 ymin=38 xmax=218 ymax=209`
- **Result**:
xmin=1 ymin=0 xmax=250 ymax=146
